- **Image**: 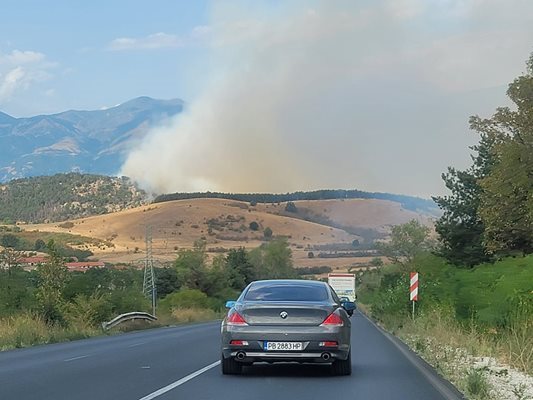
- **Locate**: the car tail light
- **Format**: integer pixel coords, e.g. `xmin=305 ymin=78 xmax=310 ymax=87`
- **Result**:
xmin=319 ymin=341 xmax=338 ymax=347
xmin=230 ymin=340 xmax=249 ymax=346
xmin=227 ymin=311 xmax=248 ymax=326
xmin=320 ymin=311 xmax=344 ymax=327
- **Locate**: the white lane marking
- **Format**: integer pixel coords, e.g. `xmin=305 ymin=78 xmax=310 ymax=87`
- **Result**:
xmin=128 ymin=342 xmax=147 ymax=348
xmin=63 ymin=355 xmax=89 ymax=362
xmin=138 ymin=361 xmax=220 ymax=400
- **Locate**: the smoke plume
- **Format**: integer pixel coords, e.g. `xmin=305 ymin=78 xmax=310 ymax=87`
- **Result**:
xmin=121 ymin=1 xmax=533 ymax=196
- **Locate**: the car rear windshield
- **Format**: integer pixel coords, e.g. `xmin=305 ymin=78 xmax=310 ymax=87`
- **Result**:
xmin=244 ymin=284 xmax=329 ymax=302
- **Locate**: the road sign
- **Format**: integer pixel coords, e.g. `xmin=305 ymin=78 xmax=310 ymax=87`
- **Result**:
xmin=410 ymin=272 xmax=418 ymax=301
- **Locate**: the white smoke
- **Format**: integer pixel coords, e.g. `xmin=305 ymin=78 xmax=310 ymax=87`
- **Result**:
xmin=120 ymin=0 xmax=533 ymax=196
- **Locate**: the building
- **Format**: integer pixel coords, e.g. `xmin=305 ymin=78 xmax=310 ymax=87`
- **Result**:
xmin=17 ymin=257 xmax=105 ymax=272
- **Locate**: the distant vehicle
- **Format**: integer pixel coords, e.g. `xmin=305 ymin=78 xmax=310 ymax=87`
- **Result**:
xmin=328 ymin=272 xmax=356 ymax=298
xmin=328 ymin=273 xmax=356 ymax=316
xmin=220 ymin=279 xmax=354 ymax=375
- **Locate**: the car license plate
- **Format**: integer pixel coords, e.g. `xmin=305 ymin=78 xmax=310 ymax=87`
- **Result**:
xmin=264 ymin=341 xmax=303 ymax=351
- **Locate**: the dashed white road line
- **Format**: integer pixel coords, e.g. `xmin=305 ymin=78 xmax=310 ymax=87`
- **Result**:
xmin=138 ymin=360 xmax=220 ymax=400
xmin=127 ymin=342 xmax=147 ymax=348
xmin=63 ymin=355 xmax=89 ymax=362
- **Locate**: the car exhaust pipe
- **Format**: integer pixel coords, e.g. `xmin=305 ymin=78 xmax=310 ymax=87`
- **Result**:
xmin=236 ymin=351 xmax=246 ymax=361
xmin=321 ymin=352 xmax=331 ymax=361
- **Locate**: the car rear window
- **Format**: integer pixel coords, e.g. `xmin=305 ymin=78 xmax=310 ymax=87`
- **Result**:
xmin=244 ymin=284 xmax=329 ymax=301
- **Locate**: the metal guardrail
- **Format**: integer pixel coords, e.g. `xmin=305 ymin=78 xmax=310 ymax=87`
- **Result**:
xmin=101 ymin=312 xmax=157 ymax=330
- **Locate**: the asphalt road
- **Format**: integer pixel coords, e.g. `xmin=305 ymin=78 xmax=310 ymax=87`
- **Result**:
xmin=0 ymin=311 xmax=463 ymax=400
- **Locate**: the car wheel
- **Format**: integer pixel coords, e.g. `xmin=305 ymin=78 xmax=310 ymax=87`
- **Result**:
xmin=332 ymin=350 xmax=352 ymax=376
xmin=221 ymin=354 xmax=243 ymax=375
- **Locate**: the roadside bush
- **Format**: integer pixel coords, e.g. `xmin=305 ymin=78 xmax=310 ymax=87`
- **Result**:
xmin=263 ymin=227 xmax=273 ymax=240
xmin=170 ymin=308 xmax=220 ymax=324
xmin=0 ymin=313 xmax=99 ymax=350
xmin=63 ymin=292 xmax=113 ymax=328
xmin=109 ymin=288 xmax=151 ymax=315
xmin=159 ymin=289 xmax=211 ymax=311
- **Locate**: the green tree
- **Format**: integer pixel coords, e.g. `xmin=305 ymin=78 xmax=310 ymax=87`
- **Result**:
xmin=155 ymin=267 xmax=181 ymax=298
xmin=224 ymin=248 xmax=255 ymax=290
xmin=34 ymin=239 xmax=46 ymax=251
xmin=0 ymin=250 xmax=35 ymax=315
xmin=370 ymin=257 xmax=384 ymax=267
xmin=63 ymin=268 xmax=114 ymax=301
xmin=285 ymin=201 xmax=298 ymax=213
xmin=477 ymin=54 xmax=533 ymax=255
xmin=109 ymin=287 xmax=151 ymax=314
xmin=433 ymin=113 xmax=499 ymax=266
xmin=63 ymin=292 xmax=113 ymax=328
xmin=249 ymin=238 xmax=296 ymax=279
xmin=35 ymin=241 xmax=69 ymax=323
xmin=380 ymin=220 xmax=432 ymax=265
xmin=0 ymin=247 xmax=22 ymax=274
xmin=201 ymin=255 xmax=230 ymax=298
xmin=1 ymin=233 xmax=20 ymax=249
xmin=174 ymin=240 xmax=208 ymax=290
xmin=249 ymin=221 xmax=259 ymax=231
xmin=159 ymin=289 xmax=210 ymax=311
xmin=263 ymin=227 xmax=273 ymax=240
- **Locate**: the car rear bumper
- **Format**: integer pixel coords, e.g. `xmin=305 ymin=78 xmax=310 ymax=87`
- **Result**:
xmin=222 ymin=349 xmax=349 ymax=363
xmin=221 ymin=324 xmax=350 ymax=363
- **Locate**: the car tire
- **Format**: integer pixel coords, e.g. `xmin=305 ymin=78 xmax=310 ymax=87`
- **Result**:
xmin=221 ymin=355 xmax=243 ymax=375
xmin=332 ymin=350 xmax=352 ymax=376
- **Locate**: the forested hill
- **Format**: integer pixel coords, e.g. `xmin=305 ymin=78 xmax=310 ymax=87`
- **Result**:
xmin=154 ymin=189 xmax=438 ymax=215
xmin=0 ymin=173 xmax=146 ymax=223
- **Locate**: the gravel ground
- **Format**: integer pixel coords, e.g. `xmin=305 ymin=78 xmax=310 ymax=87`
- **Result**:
xmin=472 ymin=356 xmax=533 ymax=400
xmin=403 ymin=335 xmax=533 ymax=399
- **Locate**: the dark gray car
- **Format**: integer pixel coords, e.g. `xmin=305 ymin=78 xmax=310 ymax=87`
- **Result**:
xmin=220 ymin=279 xmax=353 ymax=375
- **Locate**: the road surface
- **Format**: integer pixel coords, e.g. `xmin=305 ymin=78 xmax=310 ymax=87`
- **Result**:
xmin=0 ymin=311 xmax=463 ymax=400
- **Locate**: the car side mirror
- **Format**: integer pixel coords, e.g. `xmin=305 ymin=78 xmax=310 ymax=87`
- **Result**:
xmin=225 ymin=300 xmax=236 ymax=309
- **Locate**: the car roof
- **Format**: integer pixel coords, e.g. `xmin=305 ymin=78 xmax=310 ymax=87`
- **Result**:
xmin=249 ymin=279 xmax=327 ymax=288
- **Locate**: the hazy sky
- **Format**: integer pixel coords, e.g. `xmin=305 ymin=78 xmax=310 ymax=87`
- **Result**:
xmin=1 ymin=1 xmax=532 ymax=197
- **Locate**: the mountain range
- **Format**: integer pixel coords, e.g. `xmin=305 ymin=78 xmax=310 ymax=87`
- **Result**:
xmin=0 ymin=97 xmax=183 ymax=182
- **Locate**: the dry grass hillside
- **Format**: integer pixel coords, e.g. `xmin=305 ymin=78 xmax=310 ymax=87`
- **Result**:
xmin=255 ymin=198 xmax=432 ymax=230
xmin=24 ymin=198 xmax=433 ymax=269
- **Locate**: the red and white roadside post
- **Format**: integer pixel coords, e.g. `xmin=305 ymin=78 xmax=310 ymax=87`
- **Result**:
xmin=410 ymin=272 xmax=419 ymax=320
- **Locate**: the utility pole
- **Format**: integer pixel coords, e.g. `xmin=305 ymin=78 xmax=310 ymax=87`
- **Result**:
xmin=143 ymin=225 xmax=157 ymax=316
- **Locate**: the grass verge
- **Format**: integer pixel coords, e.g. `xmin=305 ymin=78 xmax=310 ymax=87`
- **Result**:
xmin=0 ymin=313 xmax=99 ymax=350
xmin=390 ymin=305 xmax=532 ymax=399
xmin=0 ymin=308 xmax=223 ymax=351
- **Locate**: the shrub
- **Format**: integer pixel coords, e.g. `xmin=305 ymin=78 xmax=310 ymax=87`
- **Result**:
xmin=285 ymin=202 xmax=298 ymax=213
xmin=159 ymin=289 xmax=211 ymax=311
xmin=249 ymin=221 xmax=259 ymax=231
xmin=263 ymin=227 xmax=273 ymax=240
xmin=170 ymin=308 xmax=220 ymax=324
xmin=63 ymin=292 xmax=113 ymax=328
xmin=465 ymin=369 xmax=491 ymax=398
xmin=1 ymin=234 xmax=20 ymax=249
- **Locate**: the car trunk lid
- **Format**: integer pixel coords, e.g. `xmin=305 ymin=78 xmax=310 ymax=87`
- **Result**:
xmin=239 ymin=302 xmax=335 ymax=326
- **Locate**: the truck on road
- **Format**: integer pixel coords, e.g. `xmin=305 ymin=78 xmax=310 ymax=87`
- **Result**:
xmin=328 ymin=273 xmax=356 ymax=302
